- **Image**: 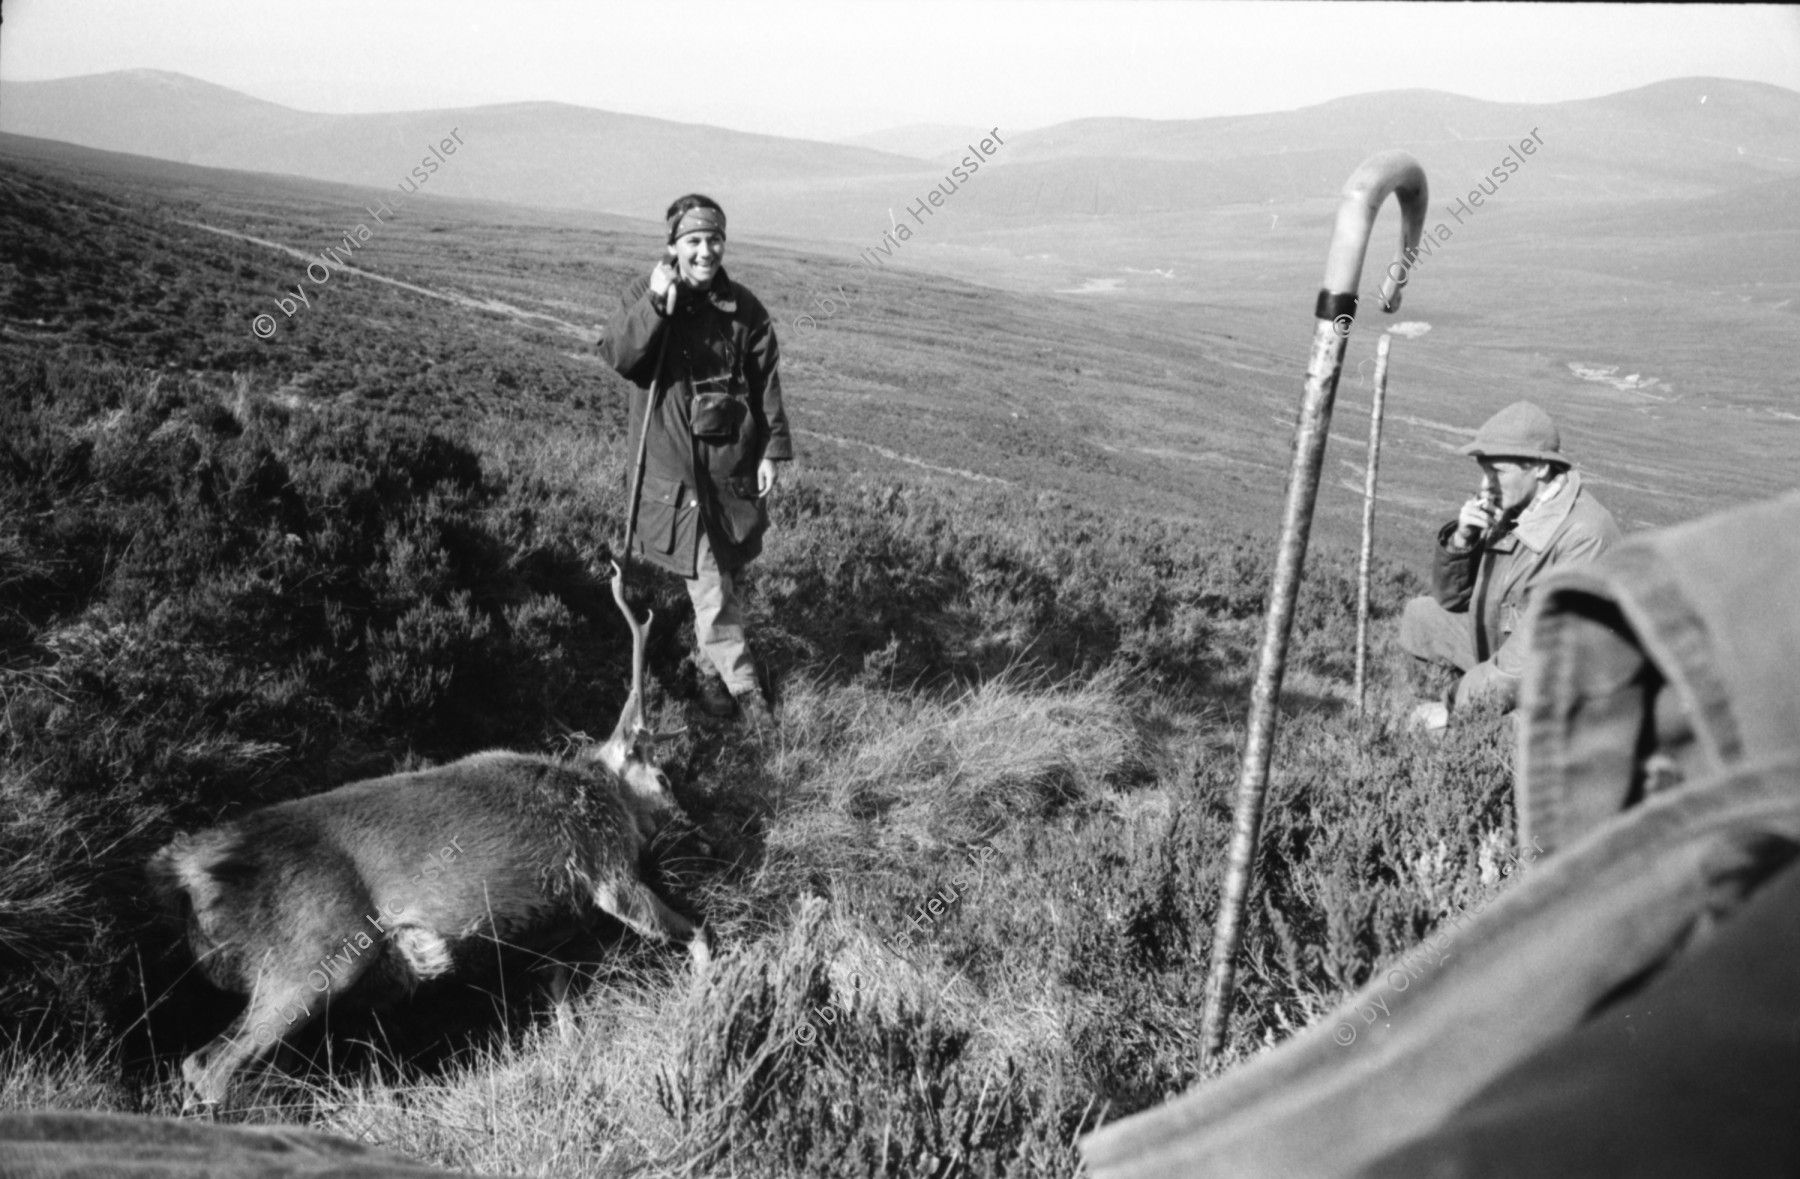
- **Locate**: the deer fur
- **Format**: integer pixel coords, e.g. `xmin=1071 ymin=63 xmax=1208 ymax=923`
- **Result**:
xmin=147 ymin=564 xmax=707 ymax=1107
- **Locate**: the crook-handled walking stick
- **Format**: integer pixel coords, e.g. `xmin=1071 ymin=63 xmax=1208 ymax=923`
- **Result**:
xmin=619 ymin=280 xmax=680 ymax=566
xmin=1197 ymin=151 xmax=1429 ymax=1063
xmin=1354 ymin=331 xmax=1395 ymax=714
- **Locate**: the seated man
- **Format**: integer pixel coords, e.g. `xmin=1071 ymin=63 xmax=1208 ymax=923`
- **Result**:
xmin=1400 ymin=400 xmax=1620 ymax=729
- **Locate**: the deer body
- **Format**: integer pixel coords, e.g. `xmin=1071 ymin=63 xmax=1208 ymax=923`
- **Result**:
xmin=148 ymin=567 xmax=706 ymax=1107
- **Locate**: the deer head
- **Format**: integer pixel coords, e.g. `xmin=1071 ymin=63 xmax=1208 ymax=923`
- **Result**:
xmin=598 ymin=562 xmax=686 ymax=824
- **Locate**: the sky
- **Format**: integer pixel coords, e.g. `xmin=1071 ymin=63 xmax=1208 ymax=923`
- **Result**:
xmin=3 ymin=0 xmax=1798 ymax=141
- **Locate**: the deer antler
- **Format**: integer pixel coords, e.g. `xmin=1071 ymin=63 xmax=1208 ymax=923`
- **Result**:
xmin=603 ymin=563 xmax=685 ymax=773
xmin=610 ymin=561 xmax=650 ymax=737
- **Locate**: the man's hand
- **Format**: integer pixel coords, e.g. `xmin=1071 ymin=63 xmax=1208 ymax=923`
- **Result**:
xmin=757 ymin=458 xmax=778 ymax=497
xmin=1451 ymin=497 xmax=1495 ymax=551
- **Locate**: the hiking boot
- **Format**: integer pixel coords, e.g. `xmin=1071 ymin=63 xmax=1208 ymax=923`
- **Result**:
xmin=697 ymin=674 xmax=737 ymax=719
xmin=735 ymin=689 xmax=776 ymax=730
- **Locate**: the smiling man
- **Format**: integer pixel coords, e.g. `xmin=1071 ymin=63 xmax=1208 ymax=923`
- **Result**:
xmin=1399 ymin=401 xmax=1621 ymax=730
xmin=600 ymin=194 xmax=793 ymax=727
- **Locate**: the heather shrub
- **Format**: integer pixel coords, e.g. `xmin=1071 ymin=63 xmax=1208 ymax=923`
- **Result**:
xmin=0 ymin=359 xmax=638 ymax=1042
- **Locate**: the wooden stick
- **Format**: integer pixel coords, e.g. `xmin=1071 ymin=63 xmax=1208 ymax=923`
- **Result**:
xmin=619 ymin=281 xmax=679 ymax=565
xmin=1198 ymin=151 xmax=1428 ymax=1063
xmin=1355 ymin=332 xmax=1395 ymax=714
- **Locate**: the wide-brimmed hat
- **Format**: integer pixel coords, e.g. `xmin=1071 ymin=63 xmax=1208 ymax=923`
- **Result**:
xmin=1458 ymin=400 xmax=1569 ymax=466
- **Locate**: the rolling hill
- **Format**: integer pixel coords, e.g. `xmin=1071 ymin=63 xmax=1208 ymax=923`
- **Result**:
xmin=2 ymin=93 xmax=1796 ymax=1179
xmin=0 ymin=69 xmax=933 ymax=226
xmin=3 ymin=125 xmax=1792 ymax=554
xmin=6 ymin=71 xmax=1799 ymax=245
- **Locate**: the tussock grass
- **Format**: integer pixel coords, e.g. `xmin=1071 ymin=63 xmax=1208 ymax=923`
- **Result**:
xmin=300 ymin=977 xmax=688 ymax=1177
xmin=0 ymin=1033 xmax=126 ymax=1114
xmin=654 ymin=898 xmax=1077 ymax=1178
xmin=774 ymin=665 xmax=1143 ymax=831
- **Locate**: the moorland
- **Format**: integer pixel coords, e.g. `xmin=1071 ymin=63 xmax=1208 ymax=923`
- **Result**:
xmin=0 ymin=81 xmax=1795 ymax=1178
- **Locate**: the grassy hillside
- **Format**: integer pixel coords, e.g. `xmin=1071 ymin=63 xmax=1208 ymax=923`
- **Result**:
xmin=12 ymin=120 xmax=1790 ymax=560
xmin=0 ymin=139 xmax=1766 ymax=1176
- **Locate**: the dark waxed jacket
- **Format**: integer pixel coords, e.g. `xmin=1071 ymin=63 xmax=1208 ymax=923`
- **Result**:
xmin=1430 ymin=470 xmax=1621 ymax=709
xmin=599 ymin=265 xmax=792 ymax=577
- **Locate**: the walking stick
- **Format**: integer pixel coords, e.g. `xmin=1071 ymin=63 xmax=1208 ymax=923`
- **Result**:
xmin=1198 ymin=151 xmax=1428 ymax=1063
xmin=1353 ymin=332 xmax=1394 ymax=714
xmin=619 ymin=280 xmax=680 ymax=565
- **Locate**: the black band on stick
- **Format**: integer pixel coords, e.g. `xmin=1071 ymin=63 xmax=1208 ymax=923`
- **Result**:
xmin=1315 ymin=290 xmax=1359 ymax=323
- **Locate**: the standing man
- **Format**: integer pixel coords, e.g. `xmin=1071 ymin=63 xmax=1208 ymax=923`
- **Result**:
xmin=1399 ymin=400 xmax=1620 ymax=731
xmin=600 ymin=194 xmax=792 ymax=726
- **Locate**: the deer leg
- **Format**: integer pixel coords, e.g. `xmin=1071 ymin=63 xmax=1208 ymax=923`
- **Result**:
xmin=596 ymin=880 xmax=712 ymax=970
xmin=182 ymin=932 xmax=382 ymax=1107
xmin=516 ymin=922 xmax=601 ymax=1035
xmin=182 ymin=972 xmax=325 ymax=1109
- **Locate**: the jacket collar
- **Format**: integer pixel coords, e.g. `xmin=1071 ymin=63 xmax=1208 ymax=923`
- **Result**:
xmin=1498 ymin=469 xmax=1583 ymax=553
xmin=675 ymin=266 xmax=738 ymax=313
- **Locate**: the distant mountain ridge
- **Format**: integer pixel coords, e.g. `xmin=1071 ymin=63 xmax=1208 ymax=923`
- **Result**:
xmin=837 ymin=123 xmax=997 ymax=163
xmin=0 ymin=69 xmax=933 ymax=226
xmin=4 ymin=69 xmax=1798 ymax=249
xmin=1004 ymin=79 xmax=1800 ymax=163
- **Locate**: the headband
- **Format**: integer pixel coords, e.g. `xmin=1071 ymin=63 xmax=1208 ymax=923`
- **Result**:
xmin=667 ymin=206 xmax=727 ymax=243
